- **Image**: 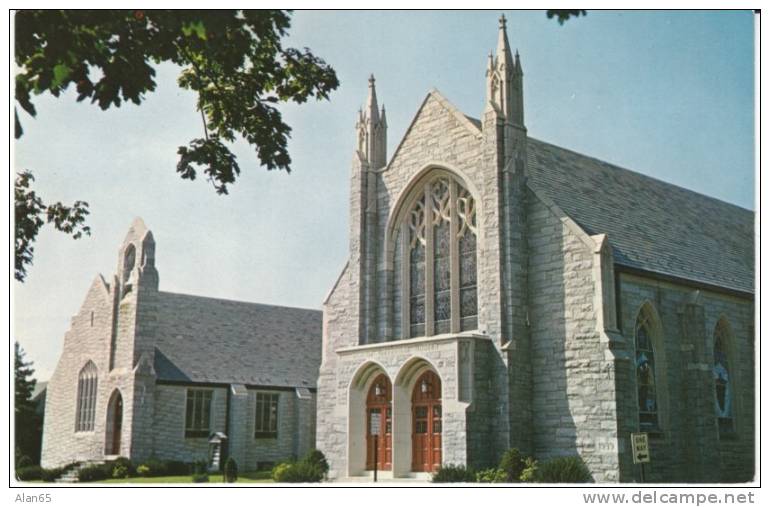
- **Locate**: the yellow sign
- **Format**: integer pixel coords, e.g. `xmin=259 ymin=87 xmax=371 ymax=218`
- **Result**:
xmin=631 ymin=433 xmax=651 ymax=464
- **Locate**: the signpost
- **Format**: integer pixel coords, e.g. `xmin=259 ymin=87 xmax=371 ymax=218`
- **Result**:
xmin=631 ymin=432 xmax=651 ymax=482
xmin=370 ymin=412 xmax=381 ymax=483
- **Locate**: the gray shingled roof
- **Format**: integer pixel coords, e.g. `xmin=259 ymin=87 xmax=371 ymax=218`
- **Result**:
xmin=526 ymin=138 xmax=754 ymax=294
xmin=153 ymin=292 xmax=322 ymax=387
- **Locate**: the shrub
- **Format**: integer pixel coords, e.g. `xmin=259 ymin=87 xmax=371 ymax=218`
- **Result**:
xmin=519 ymin=457 xmax=538 ymax=483
xmin=16 ymin=465 xmax=43 ymax=481
xmin=17 ymin=455 xmax=33 ymax=468
xmin=136 ymin=464 xmax=151 ymax=477
xmin=224 ymin=457 xmax=238 ymax=483
xmin=105 ymin=457 xmax=134 ymax=478
xmin=303 ymin=449 xmax=329 ymax=477
xmin=431 ymin=464 xmax=476 ymax=483
xmin=40 ymin=466 xmax=64 ymax=482
xmin=476 ymin=467 xmax=506 ymax=483
xmin=282 ymin=461 xmax=324 ymax=483
xmin=77 ymin=464 xmax=110 ymax=482
xmin=111 ymin=464 xmax=129 ymax=479
xmin=533 ymin=456 xmax=592 ymax=483
xmin=271 ymin=462 xmax=293 ymax=482
xmin=191 ymin=460 xmax=209 ymax=483
xmin=499 ymin=448 xmax=527 ymax=482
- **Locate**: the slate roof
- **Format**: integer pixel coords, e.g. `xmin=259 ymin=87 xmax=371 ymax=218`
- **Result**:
xmin=153 ymin=292 xmax=322 ymax=387
xmin=525 ymin=137 xmax=754 ymax=294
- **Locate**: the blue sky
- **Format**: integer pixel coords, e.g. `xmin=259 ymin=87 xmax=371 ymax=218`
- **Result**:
xmin=13 ymin=10 xmax=755 ymax=380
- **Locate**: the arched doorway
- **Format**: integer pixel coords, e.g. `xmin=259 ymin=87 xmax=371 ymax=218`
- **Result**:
xmin=411 ymin=370 xmax=441 ymax=472
xmin=366 ymin=373 xmax=392 ymax=471
xmin=105 ymin=390 xmax=123 ymax=455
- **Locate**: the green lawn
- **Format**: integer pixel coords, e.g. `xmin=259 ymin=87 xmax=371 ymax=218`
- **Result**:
xmin=101 ymin=471 xmax=273 ymax=484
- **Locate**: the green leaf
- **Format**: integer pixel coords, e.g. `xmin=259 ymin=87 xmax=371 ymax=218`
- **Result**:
xmin=182 ymin=20 xmax=207 ymax=40
xmin=51 ymin=63 xmax=71 ymax=88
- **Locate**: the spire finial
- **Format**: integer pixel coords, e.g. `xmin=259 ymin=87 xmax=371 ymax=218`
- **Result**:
xmin=499 ymin=14 xmax=507 ymax=29
xmin=369 ymin=74 xmax=376 ymax=86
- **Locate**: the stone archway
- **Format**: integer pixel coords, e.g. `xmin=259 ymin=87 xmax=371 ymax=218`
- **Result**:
xmin=393 ymin=357 xmax=443 ymax=476
xmin=347 ymin=362 xmax=391 ymax=477
xmin=105 ymin=389 xmax=123 ymax=456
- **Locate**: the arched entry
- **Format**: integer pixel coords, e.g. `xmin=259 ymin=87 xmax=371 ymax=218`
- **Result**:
xmin=105 ymin=390 xmax=123 ymax=455
xmin=366 ymin=373 xmax=392 ymax=471
xmin=411 ymin=370 xmax=442 ymax=472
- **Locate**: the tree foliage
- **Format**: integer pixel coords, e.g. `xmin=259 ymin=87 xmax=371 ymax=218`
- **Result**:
xmin=15 ymin=171 xmax=90 ymax=282
xmin=14 ymin=10 xmax=339 ymax=280
xmin=15 ymin=342 xmax=42 ymax=464
xmin=546 ymin=10 xmax=587 ymax=25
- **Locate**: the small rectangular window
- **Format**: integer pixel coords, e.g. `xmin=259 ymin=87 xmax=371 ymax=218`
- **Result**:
xmin=185 ymin=389 xmax=212 ymax=438
xmin=254 ymin=392 xmax=279 ymax=438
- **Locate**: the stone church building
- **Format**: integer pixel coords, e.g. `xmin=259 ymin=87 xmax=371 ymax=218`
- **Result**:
xmin=39 ymin=18 xmax=754 ymax=484
xmin=41 ymin=218 xmax=322 ymax=471
xmin=316 ymin=18 xmax=754 ymax=482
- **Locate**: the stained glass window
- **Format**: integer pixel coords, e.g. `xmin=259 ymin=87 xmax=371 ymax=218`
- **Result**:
xmin=433 ymin=179 xmax=452 ymax=334
xmin=635 ymin=313 xmax=658 ymax=430
xmin=714 ymin=322 xmax=734 ymax=436
xmin=410 ymin=207 xmax=426 ymax=337
xmin=75 ymin=361 xmax=98 ymax=432
xmin=394 ymin=174 xmax=477 ymax=339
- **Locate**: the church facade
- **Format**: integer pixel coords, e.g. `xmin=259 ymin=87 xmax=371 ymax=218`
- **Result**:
xmin=316 ymin=18 xmax=754 ymax=482
xmin=41 ymin=219 xmax=322 ymax=471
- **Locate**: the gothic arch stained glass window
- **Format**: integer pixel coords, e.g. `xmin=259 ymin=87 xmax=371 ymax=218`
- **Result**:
xmin=713 ymin=320 xmax=734 ymax=436
xmin=391 ymin=173 xmax=478 ymax=339
xmin=75 ymin=361 xmax=98 ymax=432
xmin=635 ymin=310 xmax=658 ymax=431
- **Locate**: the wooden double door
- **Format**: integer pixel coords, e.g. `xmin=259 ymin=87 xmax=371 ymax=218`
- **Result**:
xmin=411 ymin=371 xmax=442 ymax=472
xmin=366 ymin=374 xmax=392 ymax=471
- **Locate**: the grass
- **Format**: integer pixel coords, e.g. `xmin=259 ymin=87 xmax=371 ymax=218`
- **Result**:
xmin=100 ymin=471 xmax=273 ymax=484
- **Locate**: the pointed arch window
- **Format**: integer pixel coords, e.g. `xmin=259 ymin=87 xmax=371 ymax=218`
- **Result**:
xmin=75 ymin=361 xmax=98 ymax=432
xmin=392 ymin=173 xmax=478 ymax=339
xmin=635 ymin=311 xmax=659 ymax=431
xmin=713 ymin=320 xmax=734 ymax=436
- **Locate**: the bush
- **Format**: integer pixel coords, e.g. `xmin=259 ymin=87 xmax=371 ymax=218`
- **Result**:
xmin=16 ymin=465 xmax=43 ymax=481
xmin=105 ymin=457 xmax=134 ymax=478
xmin=303 ymin=450 xmax=329 ymax=477
xmin=282 ymin=461 xmax=325 ymax=483
xmin=224 ymin=457 xmax=238 ymax=483
xmin=271 ymin=462 xmax=293 ymax=482
xmin=533 ymin=456 xmax=592 ymax=483
xmin=191 ymin=460 xmax=209 ymax=483
xmin=476 ymin=467 xmax=506 ymax=483
xmin=77 ymin=464 xmax=110 ymax=482
xmin=17 ymin=455 xmax=33 ymax=468
xmin=519 ymin=457 xmax=538 ymax=483
xmin=111 ymin=464 xmax=129 ymax=479
xmin=136 ymin=464 xmax=151 ymax=477
xmin=431 ymin=464 xmax=476 ymax=483
xmin=40 ymin=467 xmax=63 ymax=482
xmin=499 ymin=448 xmax=527 ymax=482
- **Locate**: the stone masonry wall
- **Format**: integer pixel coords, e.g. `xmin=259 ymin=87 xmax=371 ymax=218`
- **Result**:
xmin=150 ymin=385 xmax=227 ymax=464
xmin=527 ymin=192 xmax=621 ymax=482
xmin=41 ymin=276 xmax=138 ymax=468
xmin=616 ymin=274 xmax=754 ymax=483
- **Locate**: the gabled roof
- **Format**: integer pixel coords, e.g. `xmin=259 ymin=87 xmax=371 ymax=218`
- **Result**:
xmin=526 ymin=137 xmax=754 ymax=294
xmin=153 ymin=292 xmax=322 ymax=387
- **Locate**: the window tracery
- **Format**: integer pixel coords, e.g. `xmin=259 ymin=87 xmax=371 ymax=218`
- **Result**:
xmin=392 ymin=173 xmax=478 ymax=339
